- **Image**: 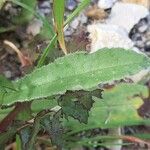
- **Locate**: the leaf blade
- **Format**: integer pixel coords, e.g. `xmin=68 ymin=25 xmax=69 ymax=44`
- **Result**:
xmin=1 ymin=48 xmax=150 ymax=105
xmin=53 ymin=0 xmax=67 ymax=54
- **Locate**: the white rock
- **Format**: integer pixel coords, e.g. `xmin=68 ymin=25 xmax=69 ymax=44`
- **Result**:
xmin=87 ymin=24 xmax=134 ymax=53
xmin=98 ymin=0 xmax=117 ymax=9
xmin=106 ymin=2 xmax=149 ymax=33
xmin=78 ymin=13 xmax=88 ymax=24
xmin=70 ymin=18 xmax=79 ymax=29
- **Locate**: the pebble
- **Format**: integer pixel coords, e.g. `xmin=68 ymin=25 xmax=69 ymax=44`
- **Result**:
xmin=137 ymin=18 xmax=148 ymax=33
xmin=129 ymin=14 xmax=150 ymax=51
xmin=26 ymin=18 xmax=43 ymax=36
xmin=144 ymin=41 xmax=150 ymax=51
xmin=4 ymin=71 xmax=12 ymax=78
xmin=78 ymin=13 xmax=87 ymax=24
xmin=131 ymin=33 xmax=142 ymax=42
xmin=38 ymin=0 xmax=51 ymax=15
xmin=66 ymin=0 xmax=77 ymax=11
xmin=138 ymin=24 xmax=148 ymax=33
xmin=70 ymin=18 xmax=79 ymax=29
xmin=64 ymin=28 xmax=74 ymax=36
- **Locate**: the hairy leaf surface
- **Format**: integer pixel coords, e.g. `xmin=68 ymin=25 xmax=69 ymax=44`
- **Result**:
xmin=1 ymin=48 xmax=150 ymax=105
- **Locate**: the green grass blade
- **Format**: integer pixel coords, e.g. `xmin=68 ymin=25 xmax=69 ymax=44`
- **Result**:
xmin=37 ymin=0 xmax=90 ymax=67
xmin=53 ymin=0 xmax=67 ymax=54
xmin=64 ymin=0 xmax=90 ymax=26
xmin=37 ymin=35 xmax=57 ymax=67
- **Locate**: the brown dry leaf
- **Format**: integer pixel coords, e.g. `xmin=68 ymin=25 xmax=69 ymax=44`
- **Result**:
xmin=122 ymin=0 xmax=150 ymax=8
xmin=86 ymin=5 xmax=108 ymax=20
xmin=4 ymin=40 xmax=32 ymax=67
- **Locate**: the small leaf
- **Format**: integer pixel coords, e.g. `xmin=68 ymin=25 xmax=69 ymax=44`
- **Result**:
xmin=58 ymin=89 xmax=102 ymax=123
xmin=53 ymin=0 xmax=67 ymax=54
xmin=40 ymin=112 xmax=64 ymax=148
xmin=19 ymin=126 xmax=33 ymax=150
xmin=61 ymin=99 xmax=89 ymax=123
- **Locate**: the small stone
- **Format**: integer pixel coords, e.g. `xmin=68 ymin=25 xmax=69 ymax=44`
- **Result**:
xmin=137 ymin=18 xmax=148 ymax=33
xmin=27 ymin=19 xmax=43 ymax=36
xmin=39 ymin=8 xmax=51 ymax=14
xmin=144 ymin=41 xmax=150 ymax=51
xmin=4 ymin=71 xmax=12 ymax=78
xmin=70 ymin=18 xmax=79 ymax=29
xmin=66 ymin=0 xmax=77 ymax=11
xmin=131 ymin=33 xmax=142 ymax=41
xmin=78 ymin=13 xmax=87 ymax=24
xmin=64 ymin=28 xmax=74 ymax=36
xmin=38 ymin=0 xmax=51 ymax=15
xmin=138 ymin=24 xmax=148 ymax=33
xmin=135 ymin=40 xmax=144 ymax=48
xmin=40 ymin=1 xmax=50 ymax=8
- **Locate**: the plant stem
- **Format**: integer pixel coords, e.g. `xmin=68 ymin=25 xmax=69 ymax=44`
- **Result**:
xmin=37 ymin=0 xmax=90 ymax=67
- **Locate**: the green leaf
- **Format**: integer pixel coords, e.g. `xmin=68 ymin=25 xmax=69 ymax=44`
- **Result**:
xmin=53 ymin=0 xmax=67 ymax=54
xmin=64 ymin=83 xmax=150 ymax=134
xmin=1 ymin=48 xmax=150 ymax=106
xmin=19 ymin=126 xmax=34 ymax=150
xmin=40 ymin=112 xmax=64 ymax=148
xmin=58 ymin=89 xmax=102 ymax=123
xmin=61 ymin=98 xmax=89 ymax=123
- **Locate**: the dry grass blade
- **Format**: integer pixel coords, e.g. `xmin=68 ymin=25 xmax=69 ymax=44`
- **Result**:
xmin=4 ymin=40 xmax=32 ymax=67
